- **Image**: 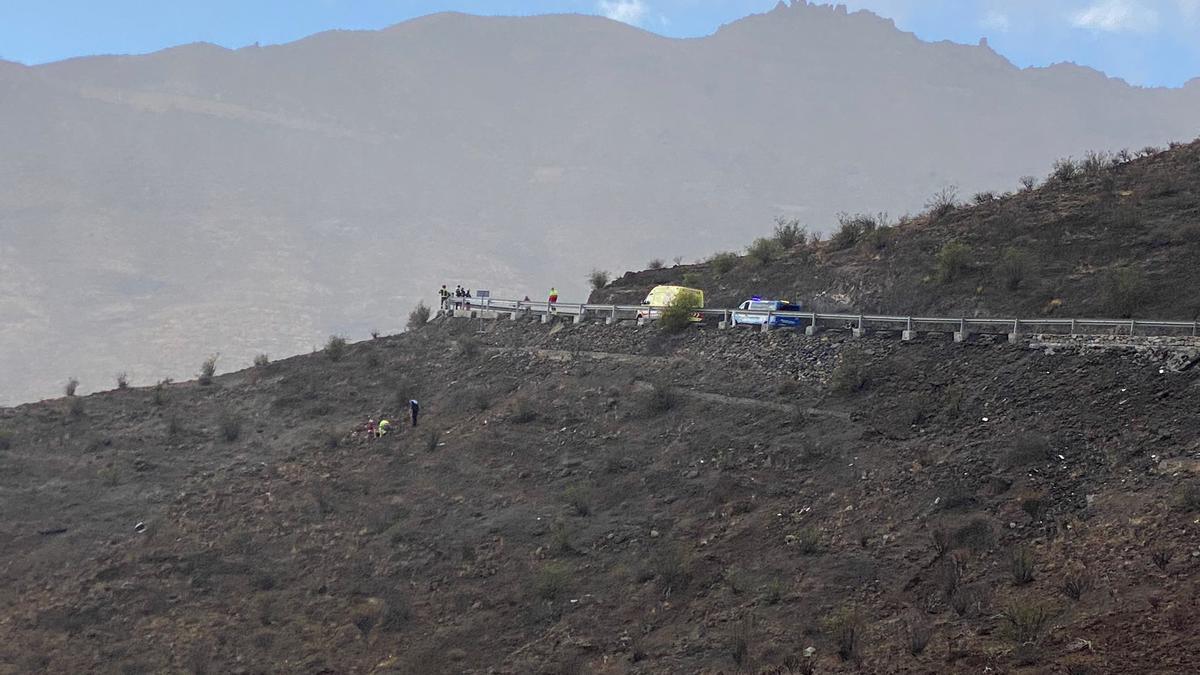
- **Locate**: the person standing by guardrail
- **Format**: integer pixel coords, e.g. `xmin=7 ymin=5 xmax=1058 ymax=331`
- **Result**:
xmin=548 ymin=287 xmax=558 ymax=314
xmin=438 ymin=285 xmax=450 ymax=311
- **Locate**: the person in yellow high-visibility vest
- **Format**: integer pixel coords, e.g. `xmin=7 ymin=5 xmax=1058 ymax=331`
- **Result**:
xmin=377 ymin=419 xmax=392 ymax=438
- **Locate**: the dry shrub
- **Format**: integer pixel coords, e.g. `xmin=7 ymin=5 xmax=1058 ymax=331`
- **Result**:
xmin=906 ymin=613 xmax=933 ymax=655
xmin=1010 ymin=546 xmax=1036 ymax=585
xmin=951 ymin=518 xmax=994 ymax=552
xmin=563 ymin=484 xmax=594 ymax=517
xmin=65 ymin=377 xmax=79 ymax=396
xmin=824 ymin=608 xmax=863 ymax=662
xmin=1002 ymin=433 xmax=1051 ymax=468
xmin=652 ymin=544 xmax=693 ymax=594
xmin=324 ymin=335 xmax=348 ymax=362
xmin=1060 ymin=565 xmax=1092 ymax=600
xmin=198 ymin=356 xmax=217 ymax=386
xmin=218 ymin=413 xmax=242 ymax=443
xmin=533 ymin=562 xmax=571 ymax=600
xmin=708 ymin=251 xmax=739 ymax=274
xmin=644 ymin=382 xmax=677 ymax=414
xmin=1001 ymin=600 xmax=1056 ymax=655
xmin=588 ymin=269 xmax=610 ymax=290
xmin=408 ymin=302 xmax=431 ymax=330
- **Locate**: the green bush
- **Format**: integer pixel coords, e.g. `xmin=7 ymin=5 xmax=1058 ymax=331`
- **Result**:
xmin=996 ymin=247 xmax=1033 ymax=291
xmin=0 ymin=429 xmax=12 ymax=451
xmin=681 ymin=271 xmax=703 ymax=288
xmin=745 ymin=237 xmax=785 ymax=266
xmin=708 ymin=251 xmax=739 ymax=274
xmin=1103 ymin=268 xmax=1148 ymax=318
xmin=588 ymin=269 xmax=610 ymax=290
xmin=408 ymin=302 xmax=431 ymax=329
xmin=325 ymin=335 xmax=348 ymax=361
xmin=935 ymin=241 xmax=972 ymax=282
xmin=790 ymin=527 xmax=821 ymax=554
xmin=533 ymin=562 xmax=571 ymax=600
xmin=218 ymin=414 xmax=242 ymax=443
xmin=658 ymin=289 xmax=701 ymax=334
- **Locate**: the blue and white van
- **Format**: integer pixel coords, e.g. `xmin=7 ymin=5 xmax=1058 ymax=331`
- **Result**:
xmin=731 ymin=299 xmax=805 ymax=327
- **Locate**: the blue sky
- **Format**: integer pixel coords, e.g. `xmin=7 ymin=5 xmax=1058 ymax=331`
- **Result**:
xmin=1 ymin=0 xmax=1198 ymax=87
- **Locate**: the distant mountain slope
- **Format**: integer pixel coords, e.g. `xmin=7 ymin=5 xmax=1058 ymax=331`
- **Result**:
xmin=593 ymin=140 xmax=1200 ymax=322
xmin=2 ymin=1 xmax=1199 ymax=404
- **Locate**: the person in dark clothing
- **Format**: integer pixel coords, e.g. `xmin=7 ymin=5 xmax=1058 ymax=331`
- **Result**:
xmin=409 ymin=399 xmax=420 ymax=427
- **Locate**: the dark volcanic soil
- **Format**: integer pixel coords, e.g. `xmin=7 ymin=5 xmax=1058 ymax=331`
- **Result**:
xmin=2 ymin=318 xmax=1199 ymax=674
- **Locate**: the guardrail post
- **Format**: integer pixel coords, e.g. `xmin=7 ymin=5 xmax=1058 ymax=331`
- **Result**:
xmin=1070 ymin=319 xmax=1076 ymax=336
xmin=606 ymin=306 xmax=616 ymax=326
xmin=805 ymin=312 xmax=819 ymax=336
xmin=718 ymin=310 xmax=729 ymax=329
xmin=1130 ymin=319 xmax=1136 ymax=336
xmin=954 ymin=318 xmax=970 ymax=343
xmin=1008 ymin=319 xmax=1020 ymax=344
xmin=1194 ymin=321 xmax=1198 ymax=337
xmin=852 ymin=314 xmax=866 ymax=338
xmin=902 ymin=317 xmax=915 ymax=341
xmin=761 ymin=311 xmax=773 ymax=332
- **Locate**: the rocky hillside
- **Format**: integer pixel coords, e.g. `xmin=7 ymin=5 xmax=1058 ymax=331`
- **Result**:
xmin=592 ymin=140 xmax=1200 ymax=321
xmin=2 ymin=317 xmax=1199 ymax=673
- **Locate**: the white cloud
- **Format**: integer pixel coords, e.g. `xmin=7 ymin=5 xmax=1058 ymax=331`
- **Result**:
xmin=598 ymin=0 xmax=649 ymax=26
xmin=1177 ymin=0 xmax=1200 ymax=21
xmin=1071 ymin=0 xmax=1160 ymax=33
xmin=981 ymin=10 xmax=1010 ymax=32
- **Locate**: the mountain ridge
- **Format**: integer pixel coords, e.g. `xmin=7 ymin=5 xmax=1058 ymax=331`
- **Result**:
xmin=2 ymin=7 xmax=1198 ymax=405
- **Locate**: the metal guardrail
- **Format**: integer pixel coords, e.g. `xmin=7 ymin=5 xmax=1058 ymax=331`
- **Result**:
xmin=444 ymin=298 xmax=1200 ymax=340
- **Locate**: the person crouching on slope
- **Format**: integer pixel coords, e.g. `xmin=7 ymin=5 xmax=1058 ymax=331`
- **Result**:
xmin=377 ymin=419 xmax=392 ymax=438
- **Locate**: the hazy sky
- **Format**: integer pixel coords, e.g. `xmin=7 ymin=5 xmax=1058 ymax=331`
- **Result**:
xmin=1 ymin=0 xmax=1198 ymax=87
